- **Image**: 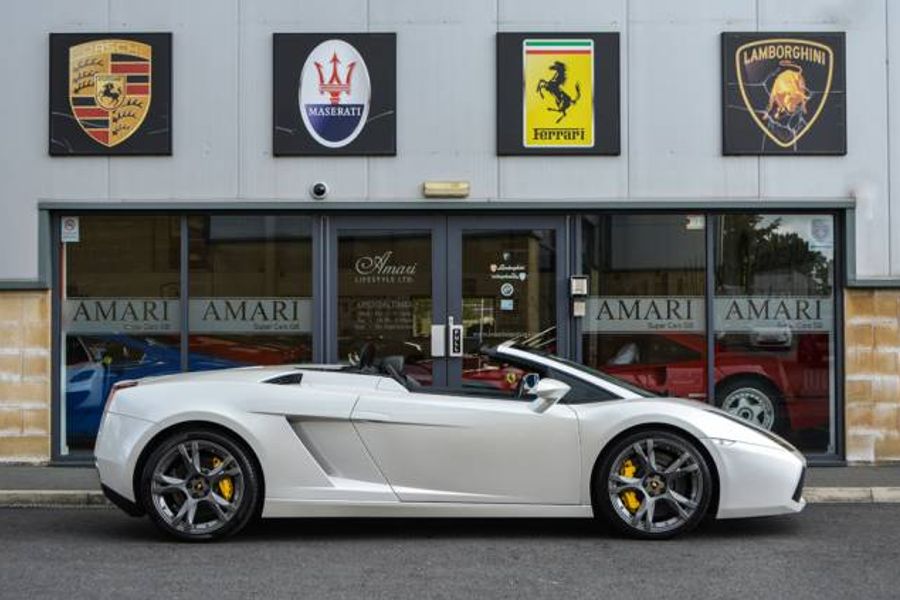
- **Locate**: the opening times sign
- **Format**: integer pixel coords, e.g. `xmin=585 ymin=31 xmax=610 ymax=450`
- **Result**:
xmin=63 ymin=298 xmax=313 ymax=335
xmin=584 ymin=296 xmax=833 ymax=333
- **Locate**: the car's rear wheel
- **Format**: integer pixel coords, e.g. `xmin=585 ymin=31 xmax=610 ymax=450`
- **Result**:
xmin=139 ymin=428 xmax=260 ymax=542
xmin=594 ymin=429 xmax=712 ymax=540
xmin=716 ymin=377 xmax=785 ymax=433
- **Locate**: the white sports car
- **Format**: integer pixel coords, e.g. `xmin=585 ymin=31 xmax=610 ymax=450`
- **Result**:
xmin=95 ymin=338 xmax=806 ymax=541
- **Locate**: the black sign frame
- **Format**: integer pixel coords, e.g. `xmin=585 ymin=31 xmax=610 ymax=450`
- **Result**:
xmin=49 ymin=32 xmax=172 ymax=156
xmin=721 ymin=32 xmax=847 ymax=156
xmin=496 ymin=32 xmax=620 ymax=156
xmin=273 ymin=33 xmax=396 ymax=157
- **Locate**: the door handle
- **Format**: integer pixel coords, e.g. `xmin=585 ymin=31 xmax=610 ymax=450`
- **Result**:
xmin=431 ymin=324 xmax=446 ymax=357
xmin=354 ymin=411 xmax=392 ymax=423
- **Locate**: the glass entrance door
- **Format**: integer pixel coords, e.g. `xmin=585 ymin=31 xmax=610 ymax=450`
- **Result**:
xmin=447 ymin=217 xmax=568 ymax=389
xmin=330 ymin=216 xmax=446 ymax=386
xmin=329 ymin=215 xmax=568 ymax=388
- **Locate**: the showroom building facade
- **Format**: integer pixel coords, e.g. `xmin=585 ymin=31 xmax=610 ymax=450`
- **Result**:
xmin=0 ymin=1 xmax=898 ymax=465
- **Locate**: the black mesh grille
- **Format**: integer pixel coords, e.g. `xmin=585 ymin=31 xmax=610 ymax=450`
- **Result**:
xmin=792 ymin=468 xmax=806 ymax=502
xmin=264 ymin=373 xmax=304 ymax=385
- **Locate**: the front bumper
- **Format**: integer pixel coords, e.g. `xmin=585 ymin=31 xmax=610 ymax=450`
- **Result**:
xmin=707 ymin=438 xmax=807 ymax=519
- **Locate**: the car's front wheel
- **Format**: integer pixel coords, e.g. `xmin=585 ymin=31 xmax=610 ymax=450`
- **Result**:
xmin=594 ymin=429 xmax=713 ymax=540
xmin=139 ymin=428 xmax=261 ymax=542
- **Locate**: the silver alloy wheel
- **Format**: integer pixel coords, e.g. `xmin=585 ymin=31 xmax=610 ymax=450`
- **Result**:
xmin=607 ymin=437 xmax=704 ymax=534
xmin=721 ymin=386 xmax=776 ymax=430
xmin=150 ymin=439 xmax=244 ymax=535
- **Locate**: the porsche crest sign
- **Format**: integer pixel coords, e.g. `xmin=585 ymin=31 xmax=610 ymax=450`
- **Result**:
xmin=50 ymin=33 xmax=172 ymax=155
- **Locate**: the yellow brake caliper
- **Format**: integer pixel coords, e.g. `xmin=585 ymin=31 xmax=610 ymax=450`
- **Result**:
xmin=211 ymin=457 xmax=234 ymax=501
xmin=620 ymin=458 xmax=641 ymax=513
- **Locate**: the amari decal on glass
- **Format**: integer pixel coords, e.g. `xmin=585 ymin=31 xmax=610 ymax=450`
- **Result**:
xmin=49 ymin=33 xmax=172 ymax=155
xmin=274 ymin=33 xmax=396 ymax=156
xmin=721 ymin=32 xmax=846 ymax=155
xmin=523 ymin=39 xmax=594 ymax=148
xmin=497 ymin=32 xmax=618 ymax=156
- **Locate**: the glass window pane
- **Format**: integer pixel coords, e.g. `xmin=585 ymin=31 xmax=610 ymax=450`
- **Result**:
xmin=581 ymin=215 xmax=708 ymax=399
xmin=337 ymin=231 xmax=433 ymax=384
xmin=714 ymin=214 xmax=835 ymax=452
xmin=61 ymin=215 xmax=181 ymax=452
xmin=188 ymin=215 xmax=313 ymax=369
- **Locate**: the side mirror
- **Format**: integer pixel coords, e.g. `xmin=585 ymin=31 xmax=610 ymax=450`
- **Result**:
xmin=529 ymin=378 xmax=570 ymax=414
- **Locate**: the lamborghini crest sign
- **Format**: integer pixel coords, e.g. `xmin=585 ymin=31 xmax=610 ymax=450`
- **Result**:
xmin=722 ymin=32 xmax=845 ymax=155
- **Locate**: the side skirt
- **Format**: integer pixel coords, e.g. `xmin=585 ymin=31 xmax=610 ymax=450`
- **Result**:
xmin=262 ymin=500 xmax=595 ymax=519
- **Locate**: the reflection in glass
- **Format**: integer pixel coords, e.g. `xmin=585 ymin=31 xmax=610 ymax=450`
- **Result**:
xmin=187 ymin=216 xmax=313 ymax=369
xmin=337 ymin=232 xmax=433 ymax=385
xmin=714 ymin=214 xmax=835 ymax=452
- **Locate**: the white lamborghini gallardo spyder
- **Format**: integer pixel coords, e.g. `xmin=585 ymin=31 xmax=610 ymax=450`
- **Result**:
xmin=95 ymin=336 xmax=806 ymax=541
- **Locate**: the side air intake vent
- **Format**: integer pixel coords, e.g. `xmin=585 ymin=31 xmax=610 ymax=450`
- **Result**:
xmin=264 ymin=373 xmax=304 ymax=385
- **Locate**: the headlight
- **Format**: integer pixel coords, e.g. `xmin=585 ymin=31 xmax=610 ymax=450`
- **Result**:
xmin=704 ymin=407 xmax=801 ymax=455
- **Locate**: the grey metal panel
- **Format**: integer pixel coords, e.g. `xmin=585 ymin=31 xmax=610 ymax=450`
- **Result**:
xmin=107 ymin=0 xmax=240 ymax=200
xmin=628 ymin=0 xmax=758 ymax=198
xmin=36 ymin=197 xmax=858 ymax=212
xmin=758 ymin=0 xmax=890 ymax=279
xmin=238 ymin=0 xmax=369 ymax=200
xmin=367 ymin=0 xmax=497 ymax=201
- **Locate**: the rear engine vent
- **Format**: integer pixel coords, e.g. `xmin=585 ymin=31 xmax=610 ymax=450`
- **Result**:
xmin=264 ymin=373 xmax=304 ymax=385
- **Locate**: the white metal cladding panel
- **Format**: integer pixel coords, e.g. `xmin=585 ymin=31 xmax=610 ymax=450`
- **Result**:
xmin=238 ymin=0 xmax=369 ymax=200
xmin=887 ymin=3 xmax=900 ymax=276
xmin=367 ymin=0 xmax=498 ymax=201
xmin=627 ymin=0 xmax=758 ymax=198
xmin=756 ymin=0 xmax=890 ymax=278
xmin=0 ymin=0 xmax=896 ymax=280
xmin=0 ymin=0 xmax=110 ymax=281
xmin=106 ymin=0 xmax=240 ymax=201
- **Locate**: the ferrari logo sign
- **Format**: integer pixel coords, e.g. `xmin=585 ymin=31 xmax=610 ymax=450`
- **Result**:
xmin=735 ymin=38 xmax=833 ymax=148
xmin=497 ymin=33 xmax=618 ymax=156
xmin=68 ymin=39 xmax=152 ymax=147
xmin=721 ymin=32 xmax=845 ymax=155
xmin=523 ymin=39 xmax=594 ymax=148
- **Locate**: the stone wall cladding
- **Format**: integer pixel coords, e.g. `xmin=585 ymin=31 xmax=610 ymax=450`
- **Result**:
xmin=0 ymin=291 xmax=50 ymax=462
xmin=845 ymin=289 xmax=900 ymax=462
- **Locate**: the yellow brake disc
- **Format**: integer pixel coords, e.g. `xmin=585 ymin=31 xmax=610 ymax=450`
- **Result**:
xmin=211 ymin=457 xmax=234 ymax=501
xmin=619 ymin=458 xmax=641 ymax=513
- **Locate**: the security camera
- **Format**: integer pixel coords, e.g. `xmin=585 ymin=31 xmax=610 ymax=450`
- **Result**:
xmin=310 ymin=182 xmax=329 ymax=200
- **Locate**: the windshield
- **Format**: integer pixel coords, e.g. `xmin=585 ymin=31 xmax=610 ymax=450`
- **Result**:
xmin=509 ymin=329 xmax=656 ymax=398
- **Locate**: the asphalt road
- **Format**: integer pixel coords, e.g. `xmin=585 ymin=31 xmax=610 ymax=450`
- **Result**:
xmin=0 ymin=505 xmax=897 ymax=600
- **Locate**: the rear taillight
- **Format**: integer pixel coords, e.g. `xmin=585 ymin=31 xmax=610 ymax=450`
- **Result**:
xmin=105 ymin=380 xmax=139 ymax=412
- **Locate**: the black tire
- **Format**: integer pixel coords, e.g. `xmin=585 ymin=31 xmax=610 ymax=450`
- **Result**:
xmin=139 ymin=428 xmax=261 ymax=542
xmin=715 ymin=377 xmax=788 ymax=434
xmin=594 ymin=429 xmax=713 ymax=540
